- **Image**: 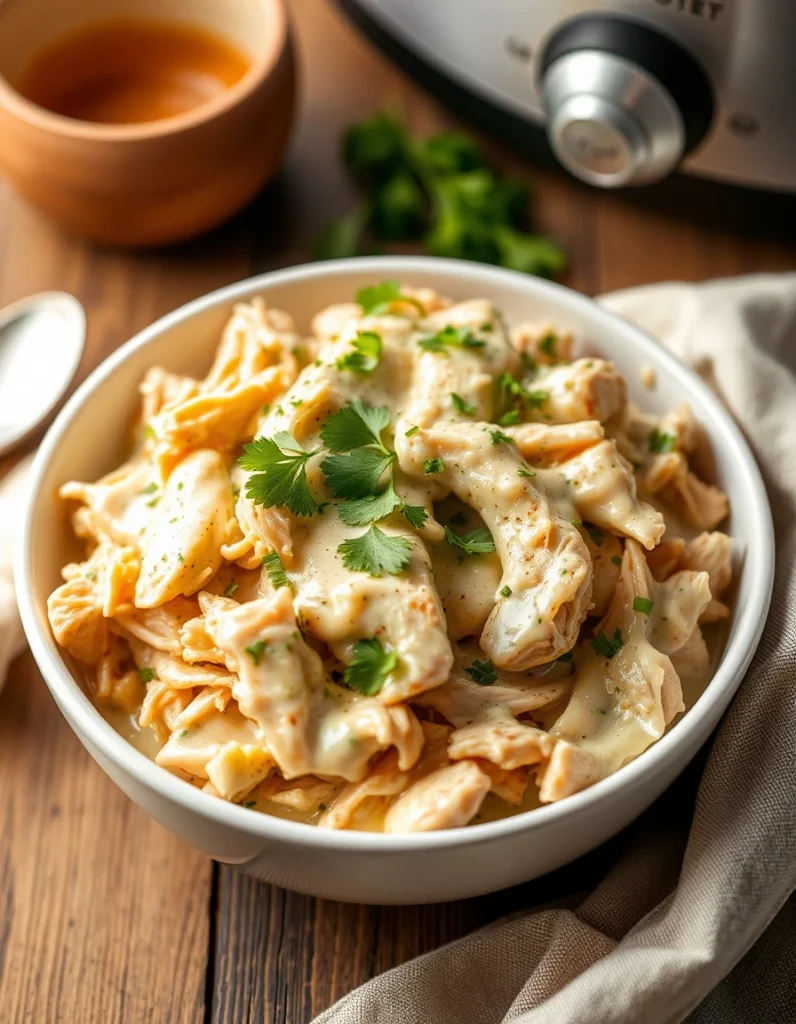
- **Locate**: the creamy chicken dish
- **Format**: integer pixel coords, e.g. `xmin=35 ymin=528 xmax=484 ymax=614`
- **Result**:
xmin=48 ymin=282 xmax=733 ymax=832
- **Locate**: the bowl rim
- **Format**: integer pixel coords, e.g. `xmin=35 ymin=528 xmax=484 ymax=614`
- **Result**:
xmin=16 ymin=255 xmax=775 ymax=853
xmin=0 ymin=0 xmax=288 ymax=142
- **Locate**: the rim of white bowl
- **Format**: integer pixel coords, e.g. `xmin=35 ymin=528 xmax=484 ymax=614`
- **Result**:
xmin=17 ymin=256 xmax=775 ymax=853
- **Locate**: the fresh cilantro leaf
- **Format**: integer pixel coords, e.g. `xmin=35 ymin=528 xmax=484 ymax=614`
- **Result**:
xmin=262 ymin=551 xmax=290 ymax=589
xmin=371 ymin=172 xmax=426 ymax=240
xmin=423 ymin=458 xmax=445 ymax=475
xmin=499 ymin=372 xmax=550 ymax=410
xmin=224 ymin=581 xmax=239 ymax=598
xmin=240 ymin=434 xmax=318 ymax=517
xmin=591 ymin=628 xmax=625 ymax=658
xmin=499 ymin=585 xmax=512 ymax=598
xmin=517 ymin=467 xmax=537 ymax=478
xmin=356 ymin=280 xmax=425 ymax=316
xmin=417 ymin=325 xmax=485 ymax=353
xmin=138 ymin=667 xmax=157 ymax=684
xmin=498 ymin=408 xmax=521 ymax=426
xmin=539 ymin=332 xmax=558 ymax=359
xmin=342 ymin=638 xmax=399 ymax=695
xmin=585 ymin=523 xmax=605 ymax=547
xmin=466 ymin=659 xmax=498 ymax=686
xmin=245 ymin=640 xmax=267 ymax=665
xmin=338 ymin=525 xmax=412 ymax=577
xmin=451 ymin=392 xmax=476 ymax=416
xmin=342 ymin=109 xmax=408 ymax=181
xmin=401 ymin=503 xmax=428 ymax=529
xmin=649 ymin=429 xmax=676 ymax=454
xmin=314 ymin=205 xmax=367 ymax=260
xmin=337 ymin=483 xmax=401 ymax=525
xmin=321 ymin=401 xmax=390 ymax=452
xmin=322 ymin=448 xmax=394 ymax=500
xmin=417 ymin=132 xmax=486 ymax=176
xmin=489 ymin=428 xmax=514 ymax=446
xmin=494 ymin=226 xmax=567 ymax=278
xmin=336 ymin=330 xmax=383 ymax=374
xmin=633 ymin=596 xmax=654 ymax=615
xmin=444 ymin=525 xmax=496 ymax=555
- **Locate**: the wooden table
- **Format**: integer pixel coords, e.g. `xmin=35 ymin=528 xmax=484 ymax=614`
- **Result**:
xmin=1 ymin=2 xmax=794 ymax=1021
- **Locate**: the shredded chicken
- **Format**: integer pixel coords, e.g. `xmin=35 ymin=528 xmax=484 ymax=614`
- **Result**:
xmin=48 ymin=290 xmax=733 ymax=832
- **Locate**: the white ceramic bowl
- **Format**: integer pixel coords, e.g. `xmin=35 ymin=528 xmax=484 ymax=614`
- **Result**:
xmin=16 ymin=257 xmax=774 ymax=904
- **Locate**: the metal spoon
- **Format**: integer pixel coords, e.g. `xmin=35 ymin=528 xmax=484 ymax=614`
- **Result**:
xmin=0 ymin=292 xmax=85 ymax=456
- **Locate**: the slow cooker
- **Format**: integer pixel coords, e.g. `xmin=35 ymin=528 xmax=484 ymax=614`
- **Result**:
xmin=338 ymin=1 xmax=795 ymax=192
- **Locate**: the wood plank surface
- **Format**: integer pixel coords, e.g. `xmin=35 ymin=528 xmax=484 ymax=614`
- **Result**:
xmin=0 ymin=0 xmax=794 ymax=1021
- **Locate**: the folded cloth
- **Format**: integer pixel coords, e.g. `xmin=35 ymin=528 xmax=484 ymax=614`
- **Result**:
xmin=312 ymin=275 xmax=796 ymax=1024
xmin=0 ymin=455 xmax=32 ymax=692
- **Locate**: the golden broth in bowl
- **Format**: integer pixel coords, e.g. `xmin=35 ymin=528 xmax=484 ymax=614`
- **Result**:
xmin=16 ymin=17 xmax=251 ymax=125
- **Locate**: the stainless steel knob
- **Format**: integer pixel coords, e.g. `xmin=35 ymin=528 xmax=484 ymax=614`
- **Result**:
xmin=540 ymin=17 xmax=714 ymax=189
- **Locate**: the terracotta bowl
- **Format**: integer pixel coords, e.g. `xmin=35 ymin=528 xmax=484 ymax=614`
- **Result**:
xmin=0 ymin=0 xmax=295 ymax=247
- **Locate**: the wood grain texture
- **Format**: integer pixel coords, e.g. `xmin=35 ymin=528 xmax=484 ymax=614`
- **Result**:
xmin=0 ymin=0 xmax=794 ymax=1020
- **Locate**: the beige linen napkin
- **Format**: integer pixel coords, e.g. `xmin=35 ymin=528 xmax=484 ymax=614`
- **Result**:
xmin=313 ymin=274 xmax=796 ymax=1024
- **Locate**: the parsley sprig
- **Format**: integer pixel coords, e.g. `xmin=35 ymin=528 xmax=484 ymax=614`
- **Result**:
xmin=356 ymin=281 xmax=425 ymax=317
xmin=649 ymin=429 xmax=676 ymax=454
xmin=336 ymin=330 xmax=383 ymax=373
xmin=466 ymin=659 xmax=498 ymax=686
xmin=315 ymin=108 xmax=566 ymax=278
xmin=498 ymin=372 xmax=550 ymax=423
xmin=592 ymin=628 xmax=625 ymax=659
xmin=444 ymin=525 xmax=496 ymax=556
xmin=338 ymin=525 xmax=413 ymax=577
xmin=342 ymin=637 xmax=399 ymax=695
xmin=320 ymin=401 xmax=427 ymax=528
xmin=239 ymin=432 xmax=319 ymax=517
xmin=417 ymin=325 xmax=485 ymax=353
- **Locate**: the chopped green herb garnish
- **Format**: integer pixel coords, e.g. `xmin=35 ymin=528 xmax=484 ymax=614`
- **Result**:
xmin=338 ymin=525 xmax=412 ymax=577
xmin=318 ymin=803 xmax=326 ymax=811
xmin=424 ymin=457 xmax=445 ymax=475
xmin=489 ymin=428 xmax=514 ymax=446
xmin=245 ymin=640 xmax=267 ymax=665
xmin=499 ymin=585 xmax=512 ymax=598
xmin=417 ymin=325 xmax=485 ymax=354
xmin=244 ymin=800 xmax=257 ymax=808
xmin=444 ymin=525 xmax=496 ymax=556
xmin=591 ymin=628 xmax=625 ymax=659
xmin=649 ymin=429 xmax=676 ymax=454
xmin=498 ymin=408 xmax=521 ymax=426
xmin=224 ymin=581 xmax=239 ymax=598
xmin=321 ymin=402 xmax=423 ymax=528
xmin=141 ymin=482 xmax=158 ymax=495
xmin=517 ymin=467 xmax=537 ymax=478
xmin=466 ymin=659 xmax=498 ymax=686
xmin=146 ymin=497 xmax=160 ymax=508
xmin=451 ymin=392 xmax=477 ymax=416
xmin=538 ymin=332 xmax=557 ymax=359
xmin=611 ymin=555 xmax=623 ymax=566
xmin=336 ymin=330 xmax=383 ymax=374
xmin=633 ymin=596 xmax=654 ymax=615
xmin=557 ymin=651 xmax=574 ymax=663
xmin=138 ymin=667 xmax=157 ymax=684
xmin=177 ymin=554 xmax=185 ymax=564
xmin=356 ymin=280 xmax=425 ymax=316
xmin=404 ymin=425 xmax=419 ymax=437
xmin=342 ymin=637 xmax=399 ymax=695
xmin=239 ymin=432 xmax=319 ymax=517
xmin=262 ymin=551 xmax=290 ymax=589
xmin=585 ymin=523 xmax=605 ymax=547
